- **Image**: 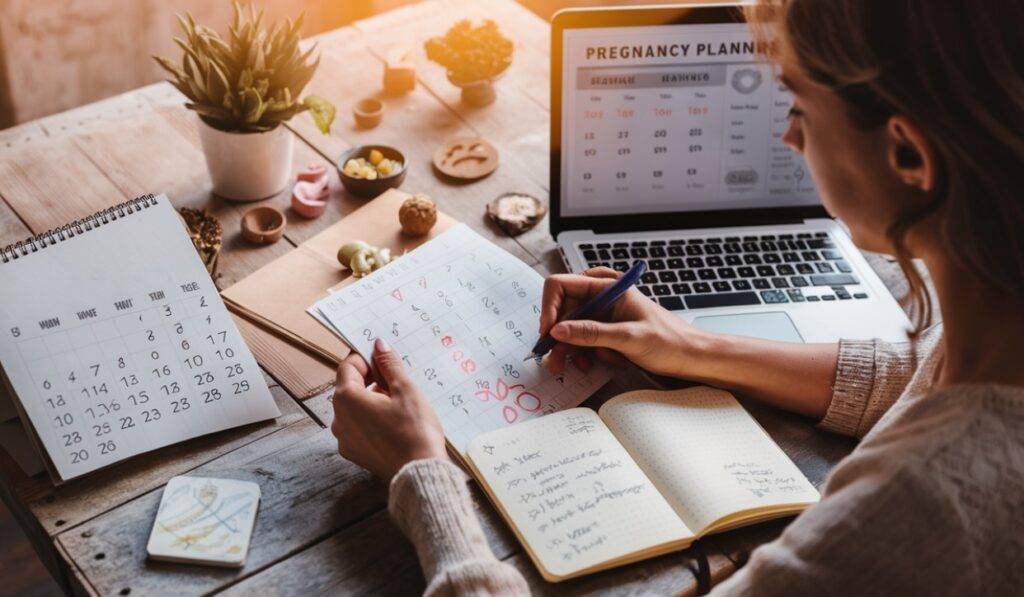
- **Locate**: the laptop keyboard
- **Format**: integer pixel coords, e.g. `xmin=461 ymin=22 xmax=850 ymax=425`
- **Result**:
xmin=576 ymin=232 xmax=868 ymax=311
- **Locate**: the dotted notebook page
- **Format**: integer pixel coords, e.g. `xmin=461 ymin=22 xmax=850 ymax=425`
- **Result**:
xmin=467 ymin=408 xmax=690 ymax=579
xmin=599 ymin=387 xmax=820 ymax=533
xmin=311 ymin=224 xmax=610 ymax=454
xmin=0 ymin=197 xmax=280 ymax=481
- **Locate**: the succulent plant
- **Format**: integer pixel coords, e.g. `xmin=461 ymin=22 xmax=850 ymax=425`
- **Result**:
xmin=425 ymin=20 xmax=513 ymax=83
xmin=154 ymin=2 xmax=335 ymax=134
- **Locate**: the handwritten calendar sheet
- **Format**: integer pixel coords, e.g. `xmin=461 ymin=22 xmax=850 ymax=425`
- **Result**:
xmin=311 ymin=224 xmax=610 ymax=453
xmin=0 ymin=196 xmax=279 ymax=481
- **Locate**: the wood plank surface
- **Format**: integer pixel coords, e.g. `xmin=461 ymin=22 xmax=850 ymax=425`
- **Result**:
xmin=57 ymin=422 xmax=385 ymax=595
xmin=350 ymin=0 xmax=558 ymax=262
xmin=12 ymin=377 xmax=307 ymax=537
xmin=289 ymin=23 xmax=546 ymax=266
xmin=217 ymin=485 xmax=522 ymax=596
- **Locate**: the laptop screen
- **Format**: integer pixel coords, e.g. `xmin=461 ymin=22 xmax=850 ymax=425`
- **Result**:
xmin=559 ymin=22 xmax=818 ymax=219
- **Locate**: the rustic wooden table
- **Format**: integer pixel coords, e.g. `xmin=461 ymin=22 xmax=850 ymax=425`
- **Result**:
xmin=0 ymin=0 xmax=905 ymax=593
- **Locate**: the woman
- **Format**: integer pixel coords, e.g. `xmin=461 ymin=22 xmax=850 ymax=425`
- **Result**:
xmin=330 ymin=0 xmax=1024 ymax=593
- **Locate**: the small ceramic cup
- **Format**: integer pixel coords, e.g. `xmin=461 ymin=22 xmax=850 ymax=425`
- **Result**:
xmin=352 ymin=98 xmax=384 ymax=129
xmin=241 ymin=206 xmax=286 ymax=244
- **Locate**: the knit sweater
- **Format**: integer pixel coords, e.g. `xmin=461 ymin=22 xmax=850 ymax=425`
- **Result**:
xmin=387 ymin=324 xmax=1024 ymax=595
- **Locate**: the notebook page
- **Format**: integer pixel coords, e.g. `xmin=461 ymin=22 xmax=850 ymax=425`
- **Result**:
xmin=467 ymin=408 xmax=691 ymax=579
xmin=0 ymin=196 xmax=280 ymax=480
xmin=599 ymin=387 xmax=819 ymax=533
xmin=311 ymin=224 xmax=610 ymax=454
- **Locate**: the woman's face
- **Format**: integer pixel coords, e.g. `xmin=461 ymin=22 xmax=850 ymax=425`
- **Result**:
xmin=778 ymin=61 xmax=917 ymax=255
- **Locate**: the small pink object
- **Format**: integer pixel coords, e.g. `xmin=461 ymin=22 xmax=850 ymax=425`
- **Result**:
xmin=297 ymin=163 xmax=328 ymax=183
xmin=291 ymin=177 xmax=331 ymax=219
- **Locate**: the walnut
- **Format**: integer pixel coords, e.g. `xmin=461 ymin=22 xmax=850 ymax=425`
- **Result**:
xmin=399 ymin=194 xmax=438 ymax=236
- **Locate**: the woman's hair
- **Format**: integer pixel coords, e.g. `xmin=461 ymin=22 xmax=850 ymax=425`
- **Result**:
xmin=746 ymin=0 xmax=1024 ymax=339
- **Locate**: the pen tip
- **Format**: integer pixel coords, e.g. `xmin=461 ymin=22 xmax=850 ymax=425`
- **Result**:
xmin=522 ymin=354 xmax=536 ymax=362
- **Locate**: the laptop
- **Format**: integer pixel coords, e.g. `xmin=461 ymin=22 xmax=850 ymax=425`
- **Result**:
xmin=550 ymin=4 xmax=911 ymax=343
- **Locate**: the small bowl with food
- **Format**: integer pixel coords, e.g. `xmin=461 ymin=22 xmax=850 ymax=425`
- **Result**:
xmin=337 ymin=145 xmax=407 ymax=198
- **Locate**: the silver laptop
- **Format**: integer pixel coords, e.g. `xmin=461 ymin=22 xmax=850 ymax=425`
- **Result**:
xmin=550 ymin=4 xmax=910 ymax=343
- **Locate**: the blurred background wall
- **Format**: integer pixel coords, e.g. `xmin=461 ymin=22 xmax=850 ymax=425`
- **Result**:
xmin=0 ymin=0 xmax=686 ymax=128
xmin=0 ymin=0 xmax=413 ymax=127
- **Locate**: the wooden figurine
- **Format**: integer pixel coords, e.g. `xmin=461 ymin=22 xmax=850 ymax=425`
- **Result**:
xmin=383 ymin=45 xmax=417 ymax=94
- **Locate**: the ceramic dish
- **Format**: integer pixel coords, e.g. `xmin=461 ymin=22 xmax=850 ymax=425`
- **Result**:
xmin=337 ymin=145 xmax=407 ymax=198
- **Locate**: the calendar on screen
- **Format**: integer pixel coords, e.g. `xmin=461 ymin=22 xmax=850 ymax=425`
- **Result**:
xmin=560 ymin=22 xmax=818 ymax=217
xmin=310 ymin=225 xmax=610 ymax=454
xmin=0 ymin=195 xmax=279 ymax=482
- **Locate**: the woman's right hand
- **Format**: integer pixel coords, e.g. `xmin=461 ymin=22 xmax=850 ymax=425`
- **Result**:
xmin=540 ymin=267 xmax=713 ymax=378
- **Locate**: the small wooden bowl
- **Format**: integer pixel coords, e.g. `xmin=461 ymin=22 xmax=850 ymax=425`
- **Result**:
xmin=241 ymin=206 xmax=286 ymax=244
xmin=337 ymin=145 xmax=407 ymax=198
xmin=352 ymin=98 xmax=384 ymax=129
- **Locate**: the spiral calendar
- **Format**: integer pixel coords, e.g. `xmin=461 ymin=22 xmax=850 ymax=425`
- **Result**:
xmin=0 ymin=195 xmax=279 ymax=482
xmin=311 ymin=224 xmax=611 ymax=454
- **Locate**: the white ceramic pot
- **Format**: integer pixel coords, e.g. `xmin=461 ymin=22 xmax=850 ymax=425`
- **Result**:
xmin=196 ymin=115 xmax=294 ymax=202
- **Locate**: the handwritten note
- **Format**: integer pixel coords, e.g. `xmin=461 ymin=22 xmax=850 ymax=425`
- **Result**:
xmin=468 ymin=408 xmax=689 ymax=578
xmin=311 ymin=225 xmax=610 ymax=453
xmin=599 ymin=387 xmax=820 ymax=532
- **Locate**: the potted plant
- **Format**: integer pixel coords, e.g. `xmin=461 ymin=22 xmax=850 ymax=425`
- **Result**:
xmin=425 ymin=20 xmax=513 ymax=107
xmin=154 ymin=3 xmax=335 ymax=202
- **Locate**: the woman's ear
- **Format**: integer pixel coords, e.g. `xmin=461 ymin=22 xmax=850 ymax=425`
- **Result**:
xmin=886 ymin=116 xmax=937 ymax=192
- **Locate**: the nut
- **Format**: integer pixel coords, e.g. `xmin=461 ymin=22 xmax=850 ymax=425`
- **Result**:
xmin=338 ymin=241 xmax=370 ymax=266
xmin=338 ymin=241 xmax=395 ymax=277
xmin=399 ymin=194 xmax=438 ymax=236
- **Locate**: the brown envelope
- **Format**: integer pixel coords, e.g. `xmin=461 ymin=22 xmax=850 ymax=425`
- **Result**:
xmin=221 ymin=190 xmax=457 ymax=399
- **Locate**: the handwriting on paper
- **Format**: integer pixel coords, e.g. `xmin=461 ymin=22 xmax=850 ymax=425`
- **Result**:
xmin=311 ymin=225 xmax=609 ymax=453
xmin=468 ymin=409 xmax=688 ymax=573
xmin=723 ymin=461 xmax=806 ymax=498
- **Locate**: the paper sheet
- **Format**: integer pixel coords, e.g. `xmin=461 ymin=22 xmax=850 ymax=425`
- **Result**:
xmin=0 ymin=196 xmax=280 ymax=480
xmin=311 ymin=224 xmax=610 ymax=453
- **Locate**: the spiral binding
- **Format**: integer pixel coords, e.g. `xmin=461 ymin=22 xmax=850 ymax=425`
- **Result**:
xmin=0 ymin=194 xmax=158 ymax=264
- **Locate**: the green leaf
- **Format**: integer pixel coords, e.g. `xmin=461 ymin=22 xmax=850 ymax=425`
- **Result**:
xmin=303 ymin=94 xmax=336 ymax=134
xmin=152 ymin=55 xmax=184 ymax=80
xmin=242 ymin=88 xmax=265 ymax=123
xmin=238 ymin=68 xmax=254 ymax=90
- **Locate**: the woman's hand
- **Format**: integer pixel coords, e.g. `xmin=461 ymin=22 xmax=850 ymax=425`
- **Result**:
xmin=540 ymin=267 xmax=712 ymax=378
xmin=541 ymin=267 xmax=841 ymax=418
xmin=331 ymin=337 xmax=448 ymax=481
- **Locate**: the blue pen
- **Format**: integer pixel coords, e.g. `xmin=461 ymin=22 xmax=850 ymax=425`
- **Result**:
xmin=524 ymin=260 xmax=647 ymax=361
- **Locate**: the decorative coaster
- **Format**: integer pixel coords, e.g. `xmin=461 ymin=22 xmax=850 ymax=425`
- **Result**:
xmin=147 ymin=475 xmax=261 ymax=568
xmin=433 ymin=137 xmax=499 ymax=180
xmin=486 ymin=192 xmax=547 ymax=236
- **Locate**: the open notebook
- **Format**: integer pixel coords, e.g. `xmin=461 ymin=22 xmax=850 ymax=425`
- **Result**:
xmin=465 ymin=386 xmax=820 ymax=582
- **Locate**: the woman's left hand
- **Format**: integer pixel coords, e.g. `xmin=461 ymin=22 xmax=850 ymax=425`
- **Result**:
xmin=331 ymin=337 xmax=449 ymax=481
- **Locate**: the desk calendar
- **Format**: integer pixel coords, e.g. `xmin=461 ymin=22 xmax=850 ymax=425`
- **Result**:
xmin=0 ymin=195 xmax=279 ymax=482
xmin=311 ymin=224 xmax=610 ymax=454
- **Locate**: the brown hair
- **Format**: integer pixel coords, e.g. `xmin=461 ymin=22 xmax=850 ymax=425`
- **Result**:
xmin=746 ymin=0 xmax=1024 ymax=339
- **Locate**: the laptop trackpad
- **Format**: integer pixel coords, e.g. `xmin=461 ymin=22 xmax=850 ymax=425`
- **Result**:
xmin=692 ymin=312 xmax=804 ymax=343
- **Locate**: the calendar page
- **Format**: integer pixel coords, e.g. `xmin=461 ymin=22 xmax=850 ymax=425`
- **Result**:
xmin=0 ymin=196 xmax=279 ymax=481
xmin=560 ymin=22 xmax=818 ymax=217
xmin=311 ymin=225 xmax=610 ymax=453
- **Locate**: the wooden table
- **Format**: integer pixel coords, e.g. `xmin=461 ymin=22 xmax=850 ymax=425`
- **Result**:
xmin=0 ymin=0 xmax=902 ymax=593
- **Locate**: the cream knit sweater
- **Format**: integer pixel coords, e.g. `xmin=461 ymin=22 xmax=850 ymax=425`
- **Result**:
xmin=387 ymin=325 xmax=1024 ymax=595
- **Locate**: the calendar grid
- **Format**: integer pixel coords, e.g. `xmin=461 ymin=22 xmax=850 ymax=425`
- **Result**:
xmin=312 ymin=225 xmax=610 ymax=454
xmin=0 ymin=195 xmax=279 ymax=480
